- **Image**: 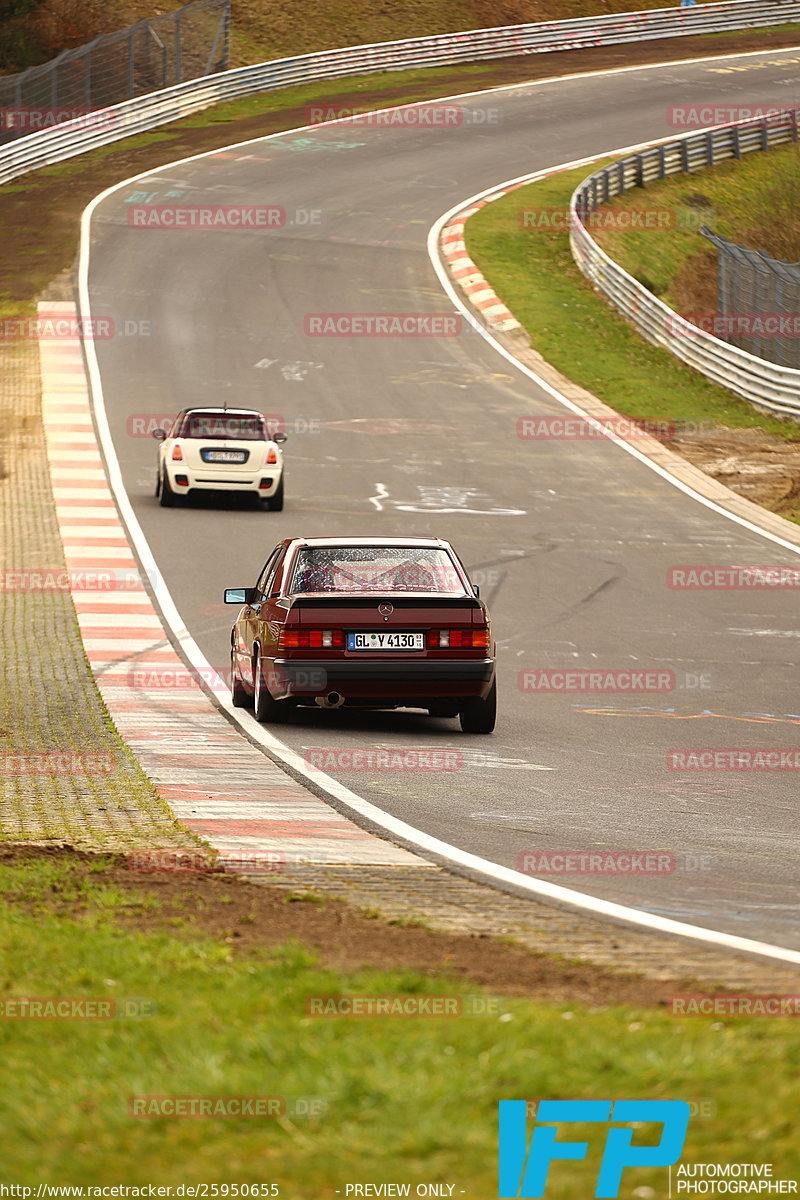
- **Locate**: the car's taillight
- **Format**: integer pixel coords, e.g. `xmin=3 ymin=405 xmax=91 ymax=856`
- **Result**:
xmin=429 ymin=629 xmax=489 ymax=649
xmin=171 ymin=444 xmax=183 ymax=461
xmin=266 ymin=446 xmax=278 ymax=465
xmin=280 ymin=629 xmax=344 ymax=649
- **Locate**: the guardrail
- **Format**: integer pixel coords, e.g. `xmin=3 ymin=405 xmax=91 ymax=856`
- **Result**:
xmin=570 ymin=114 xmax=800 ymax=417
xmin=2 ymin=0 xmax=800 ymax=188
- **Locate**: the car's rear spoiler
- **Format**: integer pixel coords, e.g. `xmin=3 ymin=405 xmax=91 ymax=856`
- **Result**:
xmin=290 ymin=595 xmax=480 ymax=607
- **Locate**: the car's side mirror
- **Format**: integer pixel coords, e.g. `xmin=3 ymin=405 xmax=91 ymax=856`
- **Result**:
xmin=151 ymin=428 xmax=167 ymax=441
xmin=472 ymin=584 xmax=480 ymax=598
xmin=224 ymin=587 xmax=262 ymax=605
xmin=272 ymin=431 xmax=288 ymax=444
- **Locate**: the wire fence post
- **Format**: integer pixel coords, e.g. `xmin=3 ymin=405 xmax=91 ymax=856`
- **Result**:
xmin=175 ymin=8 xmax=182 ymax=86
xmin=127 ymin=28 xmax=134 ymax=99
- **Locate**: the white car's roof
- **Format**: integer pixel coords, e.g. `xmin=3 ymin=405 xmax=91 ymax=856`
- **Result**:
xmin=181 ymin=407 xmax=264 ymax=417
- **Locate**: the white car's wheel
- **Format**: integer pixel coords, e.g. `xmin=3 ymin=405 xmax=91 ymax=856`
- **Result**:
xmin=159 ymin=469 xmax=176 ymax=507
xmin=263 ymin=475 xmax=284 ymax=512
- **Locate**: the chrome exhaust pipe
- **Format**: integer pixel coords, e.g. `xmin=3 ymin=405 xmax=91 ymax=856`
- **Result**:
xmin=315 ymin=691 xmax=345 ymax=709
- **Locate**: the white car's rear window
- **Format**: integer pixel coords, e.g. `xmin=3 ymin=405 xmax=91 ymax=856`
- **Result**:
xmin=179 ymin=414 xmax=266 ymax=441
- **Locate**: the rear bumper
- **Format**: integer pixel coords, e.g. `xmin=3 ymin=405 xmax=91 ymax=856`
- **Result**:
xmin=166 ymin=465 xmax=282 ymax=494
xmin=269 ymin=656 xmax=495 ymax=701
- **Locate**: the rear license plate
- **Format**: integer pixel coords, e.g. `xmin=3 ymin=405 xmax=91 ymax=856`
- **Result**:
xmin=201 ymin=448 xmax=248 ymax=464
xmin=347 ymin=632 xmax=425 ymax=651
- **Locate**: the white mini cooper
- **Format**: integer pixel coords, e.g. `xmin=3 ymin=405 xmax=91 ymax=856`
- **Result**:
xmin=153 ymin=407 xmax=287 ymax=509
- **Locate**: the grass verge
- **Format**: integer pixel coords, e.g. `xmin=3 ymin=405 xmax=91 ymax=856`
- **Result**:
xmin=2 ymin=849 xmax=799 ymax=1188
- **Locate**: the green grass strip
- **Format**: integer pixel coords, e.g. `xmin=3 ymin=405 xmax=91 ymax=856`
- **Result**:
xmin=1 ymin=853 xmax=800 ymax=1182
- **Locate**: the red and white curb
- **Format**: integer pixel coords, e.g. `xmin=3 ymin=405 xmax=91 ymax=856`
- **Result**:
xmin=39 ymin=301 xmax=427 ymax=874
xmin=440 ymin=197 xmax=524 ymax=334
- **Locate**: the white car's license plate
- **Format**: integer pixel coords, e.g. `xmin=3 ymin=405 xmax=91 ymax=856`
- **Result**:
xmin=202 ymin=449 xmax=248 ymax=463
xmin=347 ymin=632 xmax=425 ymax=651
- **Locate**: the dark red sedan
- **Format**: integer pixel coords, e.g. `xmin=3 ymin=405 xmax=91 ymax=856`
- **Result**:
xmin=224 ymin=536 xmax=496 ymax=733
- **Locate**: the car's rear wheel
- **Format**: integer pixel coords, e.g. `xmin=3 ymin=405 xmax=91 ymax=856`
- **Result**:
xmin=253 ymin=650 xmax=291 ymax=723
xmin=159 ymin=468 xmax=176 ymax=507
xmin=459 ymin=680 xmax=496 ymax=734
xmin=263 ymin=475 xmax=284 ymax=512
xmin=230 ymin=649 xmax=250 ymax=708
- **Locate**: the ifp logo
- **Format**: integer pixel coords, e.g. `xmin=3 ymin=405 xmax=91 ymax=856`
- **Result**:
xmin=498 ymin=1099 xmax=690 ymax=1198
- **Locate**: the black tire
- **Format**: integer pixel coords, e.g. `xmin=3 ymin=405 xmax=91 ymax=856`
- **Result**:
xmin=428 ymin=702 xmax=460 ymax=719
xmin=263 ymin=475 xmax=284 ymax=512
xmin=230 ymin=650 xmax=250 ymax=708
xmin=159 ymin=468 xmax=176 ymax=507
xmin=155 ymin=470 xmax=161 ymax=498
xmin=253 ymin=650 xmax=291 ymax=723
xmin=459 ymin=680 xmax=496 ymax=734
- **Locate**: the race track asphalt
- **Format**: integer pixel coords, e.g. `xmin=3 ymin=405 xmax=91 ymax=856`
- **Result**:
xmin=85 ymin=47 xmax=800 ymax=947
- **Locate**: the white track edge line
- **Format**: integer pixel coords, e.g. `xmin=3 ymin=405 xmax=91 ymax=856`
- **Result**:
xmin=77 ymin=54 xmax=800 ymax=967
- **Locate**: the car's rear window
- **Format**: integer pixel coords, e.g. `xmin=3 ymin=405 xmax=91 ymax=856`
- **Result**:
xmin=290 ymin=547 xmax=467 ymax=594
xmin=179 ymin=414 xmax=266 ymax=440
